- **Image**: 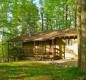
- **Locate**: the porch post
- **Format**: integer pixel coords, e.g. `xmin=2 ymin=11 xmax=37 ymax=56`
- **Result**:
xmin=41 ymin=41 xmax=43 ymax=55
xmin=34 ymin=41 xmax=35 ymax=53
xmin=43 ymin=41 xmax=46 ymax=58
xmin=45 ymin=41 xmax=46 ymax=55
xmin=52 ymin=39 xmax=55 ymax=57
xmin=64 ymin=45 xmax=65 ymax=59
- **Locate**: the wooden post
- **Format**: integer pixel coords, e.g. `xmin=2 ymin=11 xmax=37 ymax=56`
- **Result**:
xmin=45 ymin=41 xmax=46 ymax=56
xmin=40 ymin=41 xmax=43 ymax=55
xmin=64 ymin=45 xmax=65 ymax=59
xmin=34 ymin=41 xmax=35 ymax=53
xmin=52 ymin=39 xmax=55 ymax=57
xmin=59 ymin=45 xmax=62 ymax=58
xmin=42 ymin=41 xmax=46 ymax=58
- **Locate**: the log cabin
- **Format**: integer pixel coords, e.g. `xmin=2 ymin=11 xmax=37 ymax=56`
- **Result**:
xmin=7 ymin=28 xmax=77 ymax=61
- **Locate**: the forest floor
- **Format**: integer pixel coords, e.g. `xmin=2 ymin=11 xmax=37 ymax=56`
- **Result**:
xmin=0 ymin=59 xmax=86 ymax=80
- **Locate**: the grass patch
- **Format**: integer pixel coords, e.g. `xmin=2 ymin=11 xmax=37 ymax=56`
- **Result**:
xmin=0 ymin=61 xmax=86 ymax=80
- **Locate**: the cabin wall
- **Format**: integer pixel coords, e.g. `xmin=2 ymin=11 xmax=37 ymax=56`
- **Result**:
xmin=23 ymin=42 xmax=34 ymax=57
xmin=64 ymin=39 xmax=78 ymax=59
xmin=23 ymin=42 xmax=34 ymax=48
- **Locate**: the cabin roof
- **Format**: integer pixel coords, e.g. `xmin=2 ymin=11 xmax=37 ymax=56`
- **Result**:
xmin=8 ymin=28 xmax=77 ymax=42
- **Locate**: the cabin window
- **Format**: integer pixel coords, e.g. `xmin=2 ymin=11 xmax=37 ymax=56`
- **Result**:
xmin=66 ymin=39 xmax=72 ymax=45
xmin=49 ymin=40 xmax=56 ymax=45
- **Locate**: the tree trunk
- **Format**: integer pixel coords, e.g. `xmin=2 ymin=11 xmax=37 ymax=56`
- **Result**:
xmin=65 ymin=0 xmax=68 ymax=28
xmin=77 ymin=0 xmax=86 ymax=71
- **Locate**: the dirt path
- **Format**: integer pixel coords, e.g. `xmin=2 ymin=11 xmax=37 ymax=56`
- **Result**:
xmin=37 ymin=59 xmax=78 ymax=67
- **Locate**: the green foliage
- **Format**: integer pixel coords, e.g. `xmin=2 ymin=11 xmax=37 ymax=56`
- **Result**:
xmin=0 ymin=0 xmax=39 ymax=61
xmin=44 ymin=0 xmax=77 ymax=30
xmin=0 ymin=0 xmax=39 ymax=35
